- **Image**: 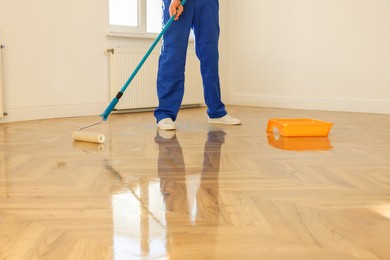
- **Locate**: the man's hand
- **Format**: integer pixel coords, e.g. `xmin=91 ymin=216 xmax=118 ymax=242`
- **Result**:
xmin=169 ymin=0 xmax=183 ymax=20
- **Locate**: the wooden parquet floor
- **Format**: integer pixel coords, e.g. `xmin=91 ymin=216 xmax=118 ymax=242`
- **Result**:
xmin=1 ymin=106 xmax=390 ymax=259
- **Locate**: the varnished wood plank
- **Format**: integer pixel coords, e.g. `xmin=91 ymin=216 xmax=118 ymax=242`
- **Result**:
xmin=0 ymin=106 xmax=390 ymax=259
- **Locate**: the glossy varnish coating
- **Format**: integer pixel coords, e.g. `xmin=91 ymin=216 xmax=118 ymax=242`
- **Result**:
xmin=1 ymin=106 xmax=390 ymax=259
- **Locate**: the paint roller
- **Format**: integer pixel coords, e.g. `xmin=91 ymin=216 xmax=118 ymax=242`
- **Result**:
xmin=72 ymin=129 xmax=105 ymax=144
xmin=72 ymin=141 xmax=106 ymax=152
xmin=72 ymin=0 xmax=187 ymax=144
xmin=72 ymin=118 xmax=106 ymax=144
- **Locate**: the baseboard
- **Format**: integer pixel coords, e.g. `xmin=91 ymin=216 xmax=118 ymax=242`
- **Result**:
xmin=0 ymin=103 xmax=204 ymax=123
xmin=112 ymin=104 xmax=201 ymax=114
xmin=0 ymin=102 xmax=108 ymax=123
xmin=228 ymin=94 xmax=390 ymax=114
xmin=2 ymin=95 xmax=389 ymax=124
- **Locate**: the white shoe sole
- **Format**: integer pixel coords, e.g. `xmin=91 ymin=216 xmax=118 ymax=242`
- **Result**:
xmin=207 ymin=118 xmax=241 ymax=125
xmin=158 ymin=125 xmax=176 ymax=130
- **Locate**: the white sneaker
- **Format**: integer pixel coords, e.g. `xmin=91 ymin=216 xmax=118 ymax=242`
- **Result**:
xmin=157 ymin=118 xmax=176 ymax=130
xmin=208 ymin=114 xmax=241 ymax=125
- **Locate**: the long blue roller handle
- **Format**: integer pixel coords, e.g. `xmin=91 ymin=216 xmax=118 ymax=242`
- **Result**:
xmin=100 ymin=0 xmax=188 ymax=121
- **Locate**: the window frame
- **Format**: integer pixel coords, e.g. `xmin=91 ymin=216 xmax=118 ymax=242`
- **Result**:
xmin=108 ymin=0 xmax=193 ymax=40
xmin=109 ymin=0 xmax=155 ymax=36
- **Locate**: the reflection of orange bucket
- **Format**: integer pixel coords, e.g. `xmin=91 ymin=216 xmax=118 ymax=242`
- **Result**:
xmin=267 ymin=118 xmax=333 ymax=137
xmin=267 ymin=135 xmax=333 ymax=151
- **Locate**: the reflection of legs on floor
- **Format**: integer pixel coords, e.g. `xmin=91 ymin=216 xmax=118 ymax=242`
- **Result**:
xmin=197 ymin=130 xmax=225 ymax=224
xmin=155 ymin=131 xmax=188 ymax=214
xmin=156 ymin=128 xmax=176 ymax=140
xmin=155 ymin=130 xmax=226 ymax=256
xmin=202 ymin=130 xmax=226 ymax=173
xmin=155 ymin=130 xmax=185 ymax=174
xmin=155 ymin=130 xmax=226 ymax=214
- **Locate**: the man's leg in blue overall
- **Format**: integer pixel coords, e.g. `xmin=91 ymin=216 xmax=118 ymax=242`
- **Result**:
xmin=155 ymin=0 xmax=241 ymax=130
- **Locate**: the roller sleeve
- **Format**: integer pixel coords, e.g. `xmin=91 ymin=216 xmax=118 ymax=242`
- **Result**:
xmin=72 ymin=131 xmax=105 ymax=144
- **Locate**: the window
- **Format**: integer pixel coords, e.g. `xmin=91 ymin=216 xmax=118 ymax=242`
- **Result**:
xmin=109 ymin=0 xmax=162 ymax=35
xmin=146 ymin=0 xmax=162 ymax=33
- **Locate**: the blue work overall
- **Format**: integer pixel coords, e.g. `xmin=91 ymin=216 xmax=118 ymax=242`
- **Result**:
xmin=154 ymin=0 xmax=227 ymax=123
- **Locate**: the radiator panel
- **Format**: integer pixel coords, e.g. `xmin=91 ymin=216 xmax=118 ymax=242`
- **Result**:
xmin=109 ymin=48 xmax=204 ymax=110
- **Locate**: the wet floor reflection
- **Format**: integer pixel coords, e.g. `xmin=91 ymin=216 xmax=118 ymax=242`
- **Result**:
xmin=267 ymin=134 xmax=333 ymax=151
xmin=0 ymin=152 xmax=7 ymax=199
xmin=111 ymin=130 xmax=226 ymax=259
xmin=72 ymin=141 xmax=106 ymax=153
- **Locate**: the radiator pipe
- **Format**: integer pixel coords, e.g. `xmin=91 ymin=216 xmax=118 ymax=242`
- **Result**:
xmin=100 ymin=0 xmax=188 ymax=121
xmin=1 ymin=45 xmax=5 ymax=117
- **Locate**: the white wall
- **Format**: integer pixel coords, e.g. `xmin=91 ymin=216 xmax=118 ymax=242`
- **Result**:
xmin=0 ymin=0 xmax=109 ymax=122
xmin=2 ymin=1 xmax=389 ymax=124
xmin=227 ymin=0 xmax=390 ymax=114
xmin=218 ymin=1 xmax=230 ymax=103
xmin=0 ymin=0 xmax=230 ymax=123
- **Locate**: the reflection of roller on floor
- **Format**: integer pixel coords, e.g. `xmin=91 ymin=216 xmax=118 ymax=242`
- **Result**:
xmin=266 ymin=118 xmax=333 ymax=151
xmin=72 ymin=141 xmax=106 ymax=153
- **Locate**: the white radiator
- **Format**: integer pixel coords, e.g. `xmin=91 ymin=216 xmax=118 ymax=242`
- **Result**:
xmin=0 ymin=46 xmax=4 ymax=118
xmin=108 ymin=48 xmax=203 ymax=111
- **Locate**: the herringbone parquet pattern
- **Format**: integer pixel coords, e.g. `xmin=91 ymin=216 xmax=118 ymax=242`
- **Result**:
xmin=1 ymin=106 xmax=390 ymax=259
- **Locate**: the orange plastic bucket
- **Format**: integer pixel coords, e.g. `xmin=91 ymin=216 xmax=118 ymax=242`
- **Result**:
xmin=266 ymin=118 xmax=333 ymax=137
